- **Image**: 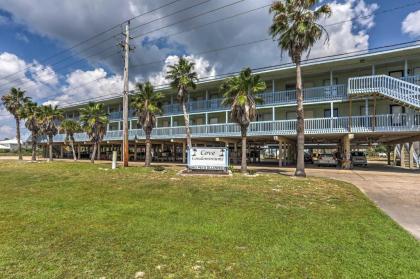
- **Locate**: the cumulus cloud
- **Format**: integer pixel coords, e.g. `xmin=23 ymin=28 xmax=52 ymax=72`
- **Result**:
xmin=309 ymin=0 xmax=379 ymax=58
xmin=147 ymin=55 xmax=216 ymax=86
xmin=0 ymin=52 xmax=58 ymax=99
xmin=49 ymin=68 xmax=126 ymax=106
xmin=402 ymin=10 xmax=420 ymax=38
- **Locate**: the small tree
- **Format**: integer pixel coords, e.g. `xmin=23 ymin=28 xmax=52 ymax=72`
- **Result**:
xmin=1 ymin=87 xmax=30 ymax=160
xmin=131 ymin=82 xmax=164 ymax=167
xmin=269 ymin=0 xmax=331 ymax=177
xmin=166 ymin=57 xmax=198 ymax=150
xmin=79 ymin=102 xmax=109 ymax=163
xmin=24 ymin=101 xmax=41 ymax=161
xmin=39 ymin=105 xmax=63 ymax=162
xmin=220 ymin=68 xmax=266 ymax=173
xmin=60 ymin=119 xmax=81 ymax=161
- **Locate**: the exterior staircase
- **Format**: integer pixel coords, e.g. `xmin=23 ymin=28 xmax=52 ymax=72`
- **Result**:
xmin=348 ymin=75 xmax=420 ymax=110
xmin=395 ymin=142 xmax=420 ymax=168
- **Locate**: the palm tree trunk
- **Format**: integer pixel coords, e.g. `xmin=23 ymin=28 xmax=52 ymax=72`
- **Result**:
xmin=91 ymin=143 xmax=97 ymax=163
xmin=145 ymin=130 xmax=152 ymax=167
xmin=70 ymin=139 xmax=77 ymax=161
xmin=31 ymin=134 xmax=37 ymax=161
xmin=48 ymin=135 xmax=53 ymax=162
xmin=295 ymin=60 xmax=306 ymax=177
xmin=181 ymin=99 xmax=192 ymax=149
xmin=241 ymin=126 xmax=248 ymax=173
xmin=15 ymin=118 xmax=22 ymax=160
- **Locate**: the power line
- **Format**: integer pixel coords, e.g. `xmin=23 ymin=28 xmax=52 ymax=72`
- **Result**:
xmin=0 ymin=0 xmax=186 ymax=81
xmin=0 ymin=0 xmax=214 ymax=91
xmin=57 ymin=39 xmax=420 ymax=108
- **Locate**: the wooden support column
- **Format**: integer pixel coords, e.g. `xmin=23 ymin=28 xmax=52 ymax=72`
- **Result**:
xmin=97 ymin=143 xmax=101 ymax=160
xmin=133 ymin=143 xmax=137 ymax=161
xmin=386 ymin=145 xmax=391 ymax=166
xmin=278 ymin=141 xmax=283 ymax=167
xmin=182 ymin=141 xmax=186 ymax=164
xmin=400 ymin=144 xmax=406 ymax=168
xmin=409 ymin=142 xmax=414 ymax=169
xmin=348 ymin=96 xmax=352 ymax=132
xmin=60 ymin=145 xmax=64 ymax=159
xmin=373 ymin=93 xmax=377 ymax=131
xmin=393 ymin=145 xmax=398 ymax=166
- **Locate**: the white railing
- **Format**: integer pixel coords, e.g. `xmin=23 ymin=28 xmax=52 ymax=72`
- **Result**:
xmin=401 ymin=74 xmax=420 ymax=86
xmin=49 ymin=113 xmax=420 ymax=143
xmin=348 ymin=75 xmax=420 ymax=108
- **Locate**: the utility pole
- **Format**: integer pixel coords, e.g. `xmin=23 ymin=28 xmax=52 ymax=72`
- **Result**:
xmin=120 ymin=21 xmax=133 ymax=167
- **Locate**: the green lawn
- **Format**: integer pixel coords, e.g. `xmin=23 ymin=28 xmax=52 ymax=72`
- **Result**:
xmin=0 ymin=161 xmax=419 ymax=278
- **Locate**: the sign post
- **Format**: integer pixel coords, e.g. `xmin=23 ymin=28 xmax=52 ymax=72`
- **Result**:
xmin=187 ymin=147 xmax=229 ymax=172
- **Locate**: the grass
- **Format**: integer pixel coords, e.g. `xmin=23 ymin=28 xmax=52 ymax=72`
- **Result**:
xmin=0 ymin=160 xmax=419 ymax=278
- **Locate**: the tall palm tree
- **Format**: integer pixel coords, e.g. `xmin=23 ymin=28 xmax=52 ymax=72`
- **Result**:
xmin=166 ymin=57 xmax=198 ymax=150
xmin=1 ymin=87 xmax=30 ymax=160
xmin=24 ymin=101 xmax=41 ymax=161
xmin=79 ymin=102 xmax=109 ymax=164
xmin=220 ymin=68 xmax=266 ymax=173
xmin=131 ymin=82 xmax=164 ymax=167
xmin=269 ymin=0 xmax=331 ymax=177
xmin=39 ymin=105 xmax=63 ymax=162
xmin=60 ymin=119 xmax=81 ymax=161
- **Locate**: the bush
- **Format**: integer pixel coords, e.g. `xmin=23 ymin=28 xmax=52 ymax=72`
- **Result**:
xmin=248 ymin=169 xmax=257 ymax=175
xmin=153 ymin=166 xmax=165 ymax=172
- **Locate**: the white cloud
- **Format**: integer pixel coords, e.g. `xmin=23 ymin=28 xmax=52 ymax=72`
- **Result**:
xmin=0 ymin=124 xmax=14 ymax=139
xmin=402 ymin=10 xmax=420 ymax=38
xmin=15 ymin=33 xmax=29 ymax=43
xmin=309 ymin=0 xmax=379 ymax=58
xmin=0 ymin=52 xmax=58 ymax=99
xmin=48 ymin=68 xmax=126 ymax=106
xmin=148 ymin=55 xmax=216 ymax=87
xmin=0 ymin=14 xmax=9 ymax=25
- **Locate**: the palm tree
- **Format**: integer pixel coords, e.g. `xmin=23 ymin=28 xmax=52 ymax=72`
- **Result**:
xmin=220 ymin=68 xmax=266 ymax=173
xmin=166 ymin=57 xmax=198 ymax=150
xmin=269 ymin=0 xmax=331 ymax=177
xmin=131 ymin=82 xmax=164 ymax=167
xmin=60 ymin=119 xmax=81 ymax=161
xmin=39 ymin=105 xmax=63 ymax=162
xmin=79 ymin=102 xmax=109 ymax=163
xmin=24 ymin=101 xmax=41 ymax=161
xmin=1 ymin=87 xmax=30 ymax=160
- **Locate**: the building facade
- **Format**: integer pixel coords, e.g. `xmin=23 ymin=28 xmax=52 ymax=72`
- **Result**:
xmin=44 ymin=46 xmax=420 ymax=168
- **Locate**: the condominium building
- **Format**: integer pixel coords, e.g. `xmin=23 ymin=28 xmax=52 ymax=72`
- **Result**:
xmin=44 ymin=45 xmax=420 ymax=168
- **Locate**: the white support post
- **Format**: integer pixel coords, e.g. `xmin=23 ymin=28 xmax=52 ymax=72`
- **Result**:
xmin=225 ymin=111 xmax=228 ymax=123
xmin=330 ymin=70 xmax=333 ymax=86
xmin=170 ymin=116 xmax=173 ymax=127
xmin=330 ymin=102 xmax=334 ymax=130
xmin=272 ymin=107 xmax=275 ymax=121
xmin=404 ymin=59 xmax=408 ymax=77
xmin=371 ymin=64 xmax=376 ymax=75
xmin=272 ymin=79 xmax=275 ymax=93
xmin=205 ymin=113 xmax=208 ymax=125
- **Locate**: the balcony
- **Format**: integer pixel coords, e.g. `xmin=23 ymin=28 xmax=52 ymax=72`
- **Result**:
xmin=159 ymin=84 xmax=347 ymax=116
xmin=49 ymin=113 xmax=420 ymax=143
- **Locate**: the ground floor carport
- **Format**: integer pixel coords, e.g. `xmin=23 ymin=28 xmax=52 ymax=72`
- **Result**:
xmin=43 ymin=130 xmax=419 ymax=169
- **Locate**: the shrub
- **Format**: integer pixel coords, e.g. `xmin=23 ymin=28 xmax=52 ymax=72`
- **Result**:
xmin=153 ymin=166 xmax=165 ymax=172
xmin=248 ymin=169 xmax=257 ymax=175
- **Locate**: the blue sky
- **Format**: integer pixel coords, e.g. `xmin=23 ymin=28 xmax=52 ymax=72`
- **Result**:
xmin=0 ymin=0 xmax=419 ymax=138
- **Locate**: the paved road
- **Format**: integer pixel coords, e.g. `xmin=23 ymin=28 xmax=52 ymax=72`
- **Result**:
xmin=279 ymin=162 xmax=420 ymax=240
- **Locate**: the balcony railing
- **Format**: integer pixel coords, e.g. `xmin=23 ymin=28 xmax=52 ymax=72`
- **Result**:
xmin=401 ymin=74 xmax=420 ymax=86
xmin=49 ymin=113 xmax=419 ymax=143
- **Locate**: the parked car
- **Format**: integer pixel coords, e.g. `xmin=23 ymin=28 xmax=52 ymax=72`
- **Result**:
xmin=351 ymin=151 xmax=368 ymax=167
xmin=304 ymin=152 xmax=313 ymax=164
xmin=378 ymin=152 xmax=387 ymax=158
xmin=316 ymin=154 xmax=338 ymax=167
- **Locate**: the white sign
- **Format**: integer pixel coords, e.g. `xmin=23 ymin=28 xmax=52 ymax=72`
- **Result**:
xmin=188 ymin=147 xmax=229 ymax=171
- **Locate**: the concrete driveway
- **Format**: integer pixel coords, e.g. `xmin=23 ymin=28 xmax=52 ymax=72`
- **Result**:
xmin=279 ymin=162 xmax=420 ymax=240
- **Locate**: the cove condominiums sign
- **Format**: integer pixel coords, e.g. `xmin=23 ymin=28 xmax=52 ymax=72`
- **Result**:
xmin=188 ymin=147 xmax=229 ymax=171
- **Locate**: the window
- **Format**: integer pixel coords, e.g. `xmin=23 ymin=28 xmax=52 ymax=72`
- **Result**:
xmin=131 ymin=120 xmax=138 ymax=129
xmin=109 ymin=122 xmax=119 ymax=131
xmin=286 ymin=111 xmax=297 ymax=120
xmin=389 ymin=70 xmax=403 ymax=78
xmin=323 ymin=78 xmax=338 ymax=86
xmin=324 ymin=108 xmax=338 ymax=117
xmin=360 ymin=105 xmax=373 ymax=116
xmin=209 ymin=117 xmax=218 ymax=124
xmin=414 ymin=67 xmax=420 ymax=76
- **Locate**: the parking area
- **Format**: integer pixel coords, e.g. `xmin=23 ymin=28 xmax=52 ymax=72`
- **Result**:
xmin=279 ymin=161 xmax=420 ymax=240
